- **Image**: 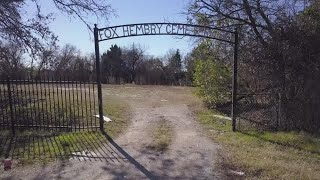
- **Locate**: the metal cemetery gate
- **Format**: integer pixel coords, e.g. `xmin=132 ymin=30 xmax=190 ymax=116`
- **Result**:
xmin=93 ymin=22 xmax=239 ymax=131
xmin=0 ymin=76 xmax=99 ymax=134
xmin=0 ymin=22 xmax=239 ymax=133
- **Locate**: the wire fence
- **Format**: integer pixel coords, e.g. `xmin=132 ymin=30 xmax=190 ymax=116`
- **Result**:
xmin=235 ymin=93 xmax=281 ymax=131
xmin=0 ymin=76 xmax=99 ymax=133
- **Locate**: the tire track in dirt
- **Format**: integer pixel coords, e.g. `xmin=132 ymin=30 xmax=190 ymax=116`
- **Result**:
xmin=106 ymin=85 xmax=222 ymax=179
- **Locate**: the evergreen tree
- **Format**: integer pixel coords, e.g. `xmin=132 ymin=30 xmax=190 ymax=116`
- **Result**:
xmin=169 ymin=49 xmax=182 ymax=74
xmin=167 ymin=49 xmax=182 ymax=85
xmin=101 ymin=44 xmax=123 ymax=84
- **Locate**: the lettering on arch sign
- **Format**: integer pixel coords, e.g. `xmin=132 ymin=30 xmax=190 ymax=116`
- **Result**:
xmin=96 ymin=23 xmax=234 ymax=44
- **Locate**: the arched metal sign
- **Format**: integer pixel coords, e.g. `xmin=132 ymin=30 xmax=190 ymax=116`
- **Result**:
xmin=96 ymin=23 xmax=234 ymax=44
xmin=93 ymin=23 xmax=239 ymax=131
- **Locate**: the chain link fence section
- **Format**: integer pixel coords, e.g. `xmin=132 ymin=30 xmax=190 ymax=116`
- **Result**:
xmin=235 ymin=93 xmax=281 ymax=131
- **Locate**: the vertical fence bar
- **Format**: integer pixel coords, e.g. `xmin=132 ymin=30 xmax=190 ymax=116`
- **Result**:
xmin=1 ymin=81 xmax=8 ymax=129
xmin=0 ymin=82 xmax=6 ymax=128
xmin=278 ymin=92 xmax=281 ymax=130
xmin=84 ymin=78 xmax=90 ymax=130
xmin=32 ymin=79 xmax=36 ymax=129
xmin=40 ymin=74 xmax=50 ymax=130
xmin=39 ymin=77 xmax=45 ymax=130
xmin=18 ymin=78 xmax=24 ymax=128
xmin=5 ymin=82 xmax=10 ymax=129
xmin=10 ymin=79 xmax=21 ymax=129
xmin=35 ymin=79 xmax=41 ymax=130
xmin=231 ymin=29 xmax=239 ymax=132
xmin=67 ymin=76 xmax=73 ymax=131
xmin=92 ymin=78 xmax=97 ymax=129
xmin=71 ymin=79 xmax=76 ymax=131
xmin=15 ymin=77 xmax=25 ymax=129
xmin=46 ymin=75 xmax=53 ymax=130
xmin=75 ymin=79 xmax=81 ymax=131
xmin=62 ymin=76 xmax=67 ymax=131
xmin=59 ymin=76 xmax=65 ymax=131
xmin=0 ymin=83 xmax=3 ymax=129
xmin=12 ymin=79 xmax=17 ymax=128
xmin=94 ymin=24 xmax=104 ymax=132
xmin=79 ymin=80 xmax=85 ymax=130
xmin=76 ymin=80 xmax=80 ymax=131
xmin=53 ymin=77 xmax=58 ymax=131
xmin=88 ymin=76 xmax=93 ymax=130
xmin=0 ymin=83 xmax=5 ymax=129
xmin=23 ymin=78 xmax=30 ymax=129
xmin=23 ymin=78 xmax=32 ymax=129
xmin=7 ymin=77 xmax=15 ymax=136
xmin=43 ymin=76 xmax=52 ymax=131
xmin=31 ymin=79 xmax=37 ymax=130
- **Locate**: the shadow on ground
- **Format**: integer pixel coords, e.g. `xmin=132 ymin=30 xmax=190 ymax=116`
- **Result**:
xmin=1 ymin=130 xmax=218 ymax=179
xmin=0 ymin=130 xmax=158 ymax=179
xmin=0 ymin=131 xmax=126 ymax=163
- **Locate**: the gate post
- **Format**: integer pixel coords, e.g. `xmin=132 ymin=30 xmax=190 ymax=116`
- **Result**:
xmin=7 ymin=76 xmax=15 ymax=136
xmin=94 ymin=24 xmax=104 ymax=131
xmin=231 ymin=29 xmax=239 ymax=132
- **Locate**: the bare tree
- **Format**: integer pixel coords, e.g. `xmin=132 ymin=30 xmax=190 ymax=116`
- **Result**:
xmin=50 ymin=44 xmax=79 ymax=77
xmin=0 ymin=42 xmax=25 ymax=78
xmin=36 ymin=42 xmax=59 ymax=78
xmin=122 ymin=43 xmax=144 ymax=84
xmin=0 ymin=0 xmax=114 ymax=67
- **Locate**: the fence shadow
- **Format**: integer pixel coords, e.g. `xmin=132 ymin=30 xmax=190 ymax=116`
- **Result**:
xmin=101 ymin=130 xmax=156 ymax=179
xmin=1 ymin=130 xmax=156 ymax=179
xmin=0 ymin=131 xmax=126 ymax=163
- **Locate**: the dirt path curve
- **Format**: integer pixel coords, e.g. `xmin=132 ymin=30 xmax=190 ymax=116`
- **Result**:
xmin=1 ymin=85 xmax=222 ymax=179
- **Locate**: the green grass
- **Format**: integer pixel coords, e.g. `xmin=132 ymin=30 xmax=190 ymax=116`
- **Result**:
xmin=147 ymin=118 xmax=173 ymax=152
xmin=0 ymin=131 xmax=106 ymax=165
xmin=103 ymin=96 xmax=131 ymax=138
xmin=195 ymin=108 xmax=320 ymax=179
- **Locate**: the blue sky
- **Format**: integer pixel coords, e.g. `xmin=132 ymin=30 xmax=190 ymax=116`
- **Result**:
xmin=30 ymin=0 xmax=195 ymax=57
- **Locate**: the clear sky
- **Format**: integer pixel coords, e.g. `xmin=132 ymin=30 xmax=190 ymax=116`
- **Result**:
xmin=30 ymin=0 xmax=195 ymax=57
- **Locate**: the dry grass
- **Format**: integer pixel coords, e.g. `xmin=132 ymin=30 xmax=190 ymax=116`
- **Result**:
xmin=102 ymin=95 xmax=131 ymax=138
xmin=147 ymin=117 xmax=174 ymax=152
xmin=195 ymin=108 xmax=320 ymax=179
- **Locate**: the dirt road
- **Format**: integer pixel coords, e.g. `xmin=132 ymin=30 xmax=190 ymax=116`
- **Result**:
xmin=1 ymin=85 xmax=222 ymax=179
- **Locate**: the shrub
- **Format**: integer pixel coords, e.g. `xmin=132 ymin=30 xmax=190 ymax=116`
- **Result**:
xmin=193 ymin=57 xmax=232 ymax=106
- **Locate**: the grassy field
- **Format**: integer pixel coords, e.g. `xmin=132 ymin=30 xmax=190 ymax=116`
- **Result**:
xmin=194 ymin=107 xmax=320 ymax=179
xmin=102 ymin=95 xmax=131 ymax=138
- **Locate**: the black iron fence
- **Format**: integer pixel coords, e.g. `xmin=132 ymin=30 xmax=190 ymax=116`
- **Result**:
xmin=0 ymin=77 xmax=99 ymax=133
xmin=235 ymin=93 xmax=281 ymax=131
